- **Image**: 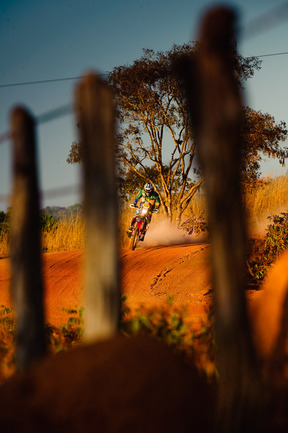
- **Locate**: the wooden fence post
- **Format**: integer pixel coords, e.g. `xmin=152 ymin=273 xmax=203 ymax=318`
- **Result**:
xmin=75 ymin=72 xmax=120 ymax=341
xmin=10 ymin=106 xmax=46 ymax=370
xmin=179 ymin=6 xmax=263 ymax=433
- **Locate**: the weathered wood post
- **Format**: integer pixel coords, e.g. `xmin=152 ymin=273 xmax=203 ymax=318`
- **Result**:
xmin=178 ymin=6 xmax=263 ymax=433
xmin=10 ymin=106 xmax=46 ymax=370
xmin=75 ymin=72 xmax=120 ymax=341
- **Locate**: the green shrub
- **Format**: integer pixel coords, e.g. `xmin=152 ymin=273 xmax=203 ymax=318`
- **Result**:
xmin=0 ymin=211 xmax=10 ymax=236
xmin=247 ymin=212 xmax=288 ymax=287
xmin=0 ymin=302 xmax=218 ymax=382
xmin=40 ymin=211 xmax=58 ymax=232
xmin=0 ymin=306 xmax=16 ymax=381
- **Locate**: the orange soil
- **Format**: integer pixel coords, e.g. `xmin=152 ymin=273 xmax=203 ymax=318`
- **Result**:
xmin=0 ymin=250 xmax=84 ymax=327
xmin=0 ymin=243 xmax=287 ymax=360
xmin=120 ymin=243 xmax=212 ymax=327
xmin=0 ymin=243 xmax=212 ymax=328
xmin=1 ymin=244 xmax=288 ymax=432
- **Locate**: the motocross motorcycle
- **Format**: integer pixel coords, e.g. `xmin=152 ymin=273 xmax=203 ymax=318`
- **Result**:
xmin=128 ymin=201 xmax=159 ymax=251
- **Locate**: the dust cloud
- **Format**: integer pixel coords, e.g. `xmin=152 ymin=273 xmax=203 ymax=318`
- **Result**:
xmin=142 ymin=218 xmax=207 ymax=248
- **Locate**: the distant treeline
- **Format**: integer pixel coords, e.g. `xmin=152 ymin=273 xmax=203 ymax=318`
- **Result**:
xmin=43 ymin=203 xmax=83 ymax=220
xmin=0 ymin=204 xmax=83 ymax=236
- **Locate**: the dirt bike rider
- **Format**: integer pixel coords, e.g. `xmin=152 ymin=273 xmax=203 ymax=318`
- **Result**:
xmin=127 ymin=182 xmax=160 ymax=239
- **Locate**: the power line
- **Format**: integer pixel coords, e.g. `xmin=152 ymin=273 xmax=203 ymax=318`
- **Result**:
xmin=1 ymin=4 xmax=288 ymax=203
xmin=249 ymin=51 xmax=288 ymax=59
xmin=0 ymin=49 xmax=287 ymax=91
xmin=0 ymin=2 xmax=288 ymax=91
xmin=40 ymin=185 xmax=81 ymax=200
xmin=36 ymin=103 xmax=72 ymax=124
xmin=0 ymin=75 xmax=83 ymax=88
xmin=243 ymin=1 xmax=288 ymax=39
xmin=0 ymin=185 xmax=81 ymax=204
xmin=0 ymin=46 xmax=287 ymax=145
xmin=0 ymin=103 xmax=73 ymax=145
xmin=0 ymin=73 xmax=107 ymax=89
xmin=0 ymin=131 xmax=10 ymax=144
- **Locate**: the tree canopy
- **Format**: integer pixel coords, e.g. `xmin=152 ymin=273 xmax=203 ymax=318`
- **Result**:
xmin=67 ymin=42 xmax=288 ymax=223
xmin=241 ymin=107 xmax=288 ymax=189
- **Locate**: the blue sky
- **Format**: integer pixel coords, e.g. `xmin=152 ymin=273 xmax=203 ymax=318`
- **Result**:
xmin=1 ymin=0 xmax=288 ymax=211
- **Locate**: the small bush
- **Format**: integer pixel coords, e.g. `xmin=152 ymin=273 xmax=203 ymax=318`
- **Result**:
xmin=247 ymin=212 xmax=288 ymax=287
xmin=0 ymin=302 xmax=217 ymax=383
xmin=46 ymin=308 xmax=84 ymax=353
xmin=0 ymin=306 xmax=16 ymax=382
xmin=120 ymin=298 xmax=218 ymax=379
xmin=180 ymin=214 xmax=208 ymax=236
xmin=40 ymin=211 xmax=58 ymax=232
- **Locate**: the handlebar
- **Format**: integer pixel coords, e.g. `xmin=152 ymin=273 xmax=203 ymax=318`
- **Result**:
xmin=129 ymin=203 xmax=159 ymax=213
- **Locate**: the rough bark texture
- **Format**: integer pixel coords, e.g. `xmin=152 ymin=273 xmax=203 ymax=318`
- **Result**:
xmin=182 ymin=6 xmax=264 ymax=433
xmin=75 ymin=73 xmax=120 ymax=341
xmin=10 ymin=106 xmax=46 ymax=370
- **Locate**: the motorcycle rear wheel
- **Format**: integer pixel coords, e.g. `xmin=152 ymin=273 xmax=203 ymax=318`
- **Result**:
xmin=129 ymin=226 xmax=139 ymax=251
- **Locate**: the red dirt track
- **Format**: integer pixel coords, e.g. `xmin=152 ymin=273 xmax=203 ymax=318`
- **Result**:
xmin=0 ymin=250 xmax=85 ymax=327
xmin=121 ymin=243 xmax=211 ymax=322
xmin=1 ymin=243 xmax=288 ymax=361
xmin=1 ymin=244 xmax=288 ymax=433
xmin=0 ymin=243 xmax=212 ymax=328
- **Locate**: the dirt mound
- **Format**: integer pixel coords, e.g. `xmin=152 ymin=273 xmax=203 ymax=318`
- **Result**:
xmin=120 ymin=243 xmax=211 ymax=326
xmin=249 ymin=249 xmax=288 ymax=360
xmin=0 ymin=243 xmax=288 ymax=358
xmin=0 ymin=244 xmax=212 ymax=328
xmin=43 ymin=250 xmax=84 ymax=326
xmin=0 ymin=250 xmax=84 ymax=327
xmin=1 ymin=244 xmax=288 ymax=362
xmin=1 ymin=246 xmax=288 ymax=431
xmin=0 ymin=335 xmax=215 ymax=433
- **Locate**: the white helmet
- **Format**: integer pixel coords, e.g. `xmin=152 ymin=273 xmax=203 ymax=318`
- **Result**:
xmin=144 ymin=182 xmax=154 ymax=196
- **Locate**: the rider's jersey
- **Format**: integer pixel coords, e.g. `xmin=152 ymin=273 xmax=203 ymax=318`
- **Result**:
xmin=134 ymin=189 xmax=160 ymax=208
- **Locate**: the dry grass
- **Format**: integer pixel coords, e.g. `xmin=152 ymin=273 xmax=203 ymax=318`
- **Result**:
xmin=184 ymin=176 xmax=288 ymax=236
xmin=0 ymin=232 xmax=9 ymax=257
xmin=245 ymin=176 xmax=288 ymax=234
xmin=41 ymin=215 xmax=85 ymax=252
xmin=185 ymin=191 xmax=207 ymax=221
xmin=0 ymin=215 xmax=86 ymax=256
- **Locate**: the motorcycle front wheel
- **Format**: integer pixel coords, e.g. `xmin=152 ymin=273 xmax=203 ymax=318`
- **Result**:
xmin=129 ymin=226 xmax=139 ymax=251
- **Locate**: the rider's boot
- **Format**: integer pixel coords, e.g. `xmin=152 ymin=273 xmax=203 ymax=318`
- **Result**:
xmin=139 ymin=231 xmax=146 ymax=241
xmin=126 ymin=226 xmax=133 ymax=238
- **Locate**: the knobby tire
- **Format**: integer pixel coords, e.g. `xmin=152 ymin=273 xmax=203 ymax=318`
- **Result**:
xmin=129 ymin=227 xmax=139 ymax=251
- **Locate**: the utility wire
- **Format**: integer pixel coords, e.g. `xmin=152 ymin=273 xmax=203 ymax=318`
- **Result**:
xmin=36 ymin=103 xmax=72 ymax=124
xmin=243 ymin=1 xmax=288 ymax=39
xmin=0 ymin=73 xmax=108 ymax=89
xmin=0 ymin=47 xmax=287 ymax=144
xmin=1 ymin=2 xmax=288 ymax=201
xmin=249 ymin=50 xmax=288 ymax=59
xmin=0 ymin=48 xmax=288 ymax=91
xmin=0 ymin=75 xmax=84 ymax=89
xmin=1 ymin=0 xmax=288 ymax=91
xmin=2 ymin=2 xmax=288 ymax=90
xmin=0 ymin=185 xmax=81 ymax=204
xmin=0 ymin=103 xmax=73 ymax=145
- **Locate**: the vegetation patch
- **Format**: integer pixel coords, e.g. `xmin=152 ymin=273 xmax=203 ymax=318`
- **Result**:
xmin=0 ymin=300 xmax=217 ymax=384
xmin=247 ymin=212 xmax=288 ymax=287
